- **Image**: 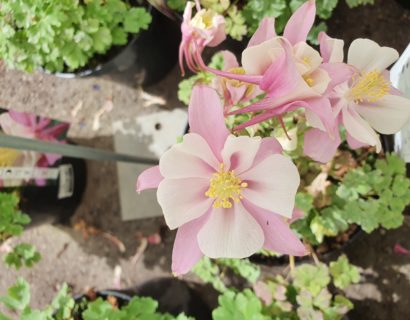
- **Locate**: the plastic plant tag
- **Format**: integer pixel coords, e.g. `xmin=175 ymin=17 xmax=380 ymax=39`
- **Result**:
xmin=0 ymin=108 xmax=70 ymax=188
xmin=392 ymin=44 xmax=410 ymax=162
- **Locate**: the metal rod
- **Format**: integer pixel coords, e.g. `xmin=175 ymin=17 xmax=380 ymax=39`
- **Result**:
xmin=0 ymin=134 xmax=159 ymax=165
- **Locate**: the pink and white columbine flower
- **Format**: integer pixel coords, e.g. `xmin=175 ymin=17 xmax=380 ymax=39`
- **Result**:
xmin=137 ymin=85 xmax=307 ymax=275
xmin=179 ymin=1 xmax=226 ymax=75
xmin=304 ymin=36 xmax=410 ymax=162
xmin=196 ymin=0 xmax=334 ymax=133
xmin=213 ymin=50 xmax=260 ymax=114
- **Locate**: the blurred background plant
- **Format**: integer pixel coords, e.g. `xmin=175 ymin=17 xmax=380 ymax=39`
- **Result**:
xmin=0 ymin=0 xmax=152 ymax=73
xmin=166 ymin=0 xmax=374 ymax=43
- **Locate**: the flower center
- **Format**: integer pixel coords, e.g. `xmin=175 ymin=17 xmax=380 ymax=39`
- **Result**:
xmin=303 ymin=74 xmax=315 ymax=87
xmin=350 ymin=70 xmax=389 ymax=103
xmin=0 ymin=148 xmax=20 ymax=167
xmin=205 ymin=163 xmax=248 ymax=209
xmin=191 ymin=10 xmax=215 ymax=30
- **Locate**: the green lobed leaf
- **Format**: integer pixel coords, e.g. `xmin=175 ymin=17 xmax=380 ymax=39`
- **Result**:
xmin=293 ymin=264 xmax=330 ymax=296
xmin=329 ymin=255 xmax=360 ymax=289
xmin=0 ymin=278 xmax=30 ymax=311
xmin=4 ymin=243 xmax=41 ymax=270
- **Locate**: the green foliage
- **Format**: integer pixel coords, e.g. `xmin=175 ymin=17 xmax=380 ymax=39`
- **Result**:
xmin=0 ymin=279 xmax=192 ymax=320
xmin=0 ymin=192 xmax=30 ymax=241
xmin=329 ymin=255 xmax=360 ymax=289
xmin=0 ymin=0 xmax=151 ymax=73
xmin=225 ymin=6 xmax=248 ymax=41
xmin=192 ymin=256 xmax=261 ymax=292
xmin=292 ymin=152 xmax=410 ymax=245
xmin=192 ymin=257 xmax=227 ymax=292
xmin=212 ymin=289 xmax=269 ymax=320
xmin=345 ymin=0 xmax=375 ymax=8
xmin=293 ymin=263 xmax=330 ymax=296
xmin=4 ymin=243 xmax=41 ymax=270
xmin=168 ymin=0 xmax=188 ymax=11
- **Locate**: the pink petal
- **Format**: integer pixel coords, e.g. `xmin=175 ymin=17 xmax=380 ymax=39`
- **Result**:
xmin=303 ymin=128 xmax=341 ymax=163
xmin=44 ymin=153 xmax=62 ymax=165
xmin=244 ymin=200 xmax=307 ymax=256
xmin=221 ymin=50 xmax=239 ymax=70
xmin=197 ymin=203 xmax=264 ymax=258
xmin=157 ymin=178 xmax=212 ymax=229
xmin=342 ymin=105 xmax=381 ymax=152
xmin=221 ymin=135 xmax=261 ymax=174
xmin=189 ymin=85 xmax=230 ymax=161
xmin=346 ymin=132 xmax=367 ymax=149
xmin=172 ymin=211 xmax=210 ymax=275
xmin=259 ymin=46 xmax=302 ymax=97
xmin=160 ymin=134 xmax=218 ymax=179
xmin=241 ymin=154 xmax=300 ymax=218
xmin=247 ymin=17 xmax=276 ymax=47
xmin=289 ymin=207 xmax=305 ymax=224
xmin=253 ymin=137 xmax=283 ymax=167
xmin=8 ymin=110 xmax=35 ymax=127
xmin=318 ymin=32 xmax=344 ymax=63
xmin=226 ymin=82 xmax=248 ymax=105
xmin=283 ymin=0 xmax=316 ymax=45
xmin=394 ymin=243 xmax=410 ymax=256
xmin=136 ymin=166 xmax=164 ymax=193
xmin=207 ymin=16 xmax=226 ymax=47
xmin=321 ymin=63 xmax=355 ymax=91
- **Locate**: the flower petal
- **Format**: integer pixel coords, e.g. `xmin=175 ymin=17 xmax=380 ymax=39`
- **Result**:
xmin=303 ymin=128 xmax=341 ymax=163
xmin=221 ymin=50 xmax=239 ymax=70
xmin=241 ymin=154 xmax=300 ymax=218
xmin=321 ymin=63 xmax=355 ymax=90
xmin=253 ymin=137 xmax=283 ymax=167
xmin=197 ymin=203 xmax=264 ymax=258
xmin=342 ymin=105 xmax=381 ymax=152
xmin=136 ymin=166 xmax=164 ymax=193
xmin=189 ymin=85 xmax=230 ymax=161
xmin=221 ymin=135 xmax=261 ymax=174
xmin=347 ymin=39 xmax=399 ymax=73
xmin=172 ymin=211 xmax=210 ymax=275
xmin=283 ymin=0 xmax=316 ymax=45
xmin=319 ymin=32 xmax=344 ymax=63
xmin=244 ymin=200 xmax=307 ymax=256
xmin=248 ymin=17 xmax=276 ymax=47
xmin=157 ymin=178 xmax=212 ymax=229
xmin=242 ymin=38 xmax=284 ymax=75
xmin=356 ymin=94 xmax=410 ymax=134
xmin=160 ymin=134 xmax=218 ymax=179
xmin=346 ymin=132 xmax=367 ymax=149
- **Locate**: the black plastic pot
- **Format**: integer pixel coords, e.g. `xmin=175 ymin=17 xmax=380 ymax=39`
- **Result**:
xmin=72 ymin=279 xmax=213 ymax=320
xmin=395 ymin=0 xmax=410 ymax=9
xmin=18 ymin=156 xmax=87 ymax=226
xmin=55 ymin=7 xmax=181 ymax=87
xmin=135 ymin=278 xmax=213 ymax=320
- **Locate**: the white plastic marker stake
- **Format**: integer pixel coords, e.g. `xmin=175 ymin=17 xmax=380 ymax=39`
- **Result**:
xmin=392 ymin=44 xmax=410 ymax=162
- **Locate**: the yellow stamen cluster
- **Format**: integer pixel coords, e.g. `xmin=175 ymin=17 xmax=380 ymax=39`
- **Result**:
xmin=205 ymin=163 xmax=248 ymax=209
xmin=0 ymin=148 xmax=20 ymax=167
xmin=223 ymin=67 xmax=255 ymax=95
xmin=303 ymin=75 xmax=315 ymax=87
xmin=351 ymin=70 xmax=390 ymax=103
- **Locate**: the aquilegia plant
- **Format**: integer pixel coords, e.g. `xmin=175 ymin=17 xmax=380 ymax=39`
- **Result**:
xmin=137 ymin=0 xmax=410 ymax=275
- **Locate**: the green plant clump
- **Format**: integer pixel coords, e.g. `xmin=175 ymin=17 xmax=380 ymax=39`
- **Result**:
xmin=0 ymin=0 xmax=152 ymax=73
xmin=212 ymin=255 xmax=359 ymax=320
xmin=0 ymin=279 xmax=193 ymax=320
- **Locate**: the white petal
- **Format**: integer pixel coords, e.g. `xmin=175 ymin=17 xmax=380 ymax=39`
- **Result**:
xmin=342 ymin=105 xmax=381 ymax=152
xmin=242 ymin=38 xmax=284 ymax=75
xmin=348 ymin=39 xmax=399 ymax=73
xmin=293 ymin=42 xmax=322 ymax=75
xmin=160 ymin=134 xmax=218 ymax=179
xmin=221 ymin=135 xmax=261 ymax=174
xmin=356 ymin=94 xmax=410 ymax=134
xmin=157 ymin=178 xmax=213 ymax=229
xmin=197 ymin=202 xmax=264 ymax=258
xmin=240 ymin=154 xmax=300 ymax=218
xmin=160 ymin=133 xmax=219 ymax=179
